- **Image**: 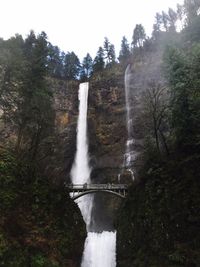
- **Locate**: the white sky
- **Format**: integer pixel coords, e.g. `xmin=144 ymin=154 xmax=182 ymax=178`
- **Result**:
xmin=0 ymin=0 xmax=184 ymax=60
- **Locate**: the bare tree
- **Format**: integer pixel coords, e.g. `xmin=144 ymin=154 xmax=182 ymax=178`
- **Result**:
xmin=142 ymin=81 xmax=170 ymax=155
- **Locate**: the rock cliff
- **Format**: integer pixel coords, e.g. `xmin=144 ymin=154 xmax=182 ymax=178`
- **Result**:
xmin=51 ymin=68 xmax=127 ymax=231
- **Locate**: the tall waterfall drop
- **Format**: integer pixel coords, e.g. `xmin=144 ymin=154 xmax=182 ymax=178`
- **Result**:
xmin=70 ymin=82 xmax=93 ymax=227
xmin=123 ymin=65 xmax=136 ymax=178
xmin=70 ymin=82 xmax=116 ymax=267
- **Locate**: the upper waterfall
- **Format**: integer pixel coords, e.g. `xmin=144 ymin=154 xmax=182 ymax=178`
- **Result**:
xmin=70 ymin=82 xmax=91 ymax=184
xmin=70 ymin=82 xmax=93 ymax=228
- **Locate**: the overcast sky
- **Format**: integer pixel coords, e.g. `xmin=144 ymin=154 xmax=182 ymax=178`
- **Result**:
xmin=0 ymin=0 xmax=184 ymax=60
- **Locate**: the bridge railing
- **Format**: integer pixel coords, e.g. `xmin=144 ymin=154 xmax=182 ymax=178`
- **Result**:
xmin=66 ymin=183 xmax=128 ymax=190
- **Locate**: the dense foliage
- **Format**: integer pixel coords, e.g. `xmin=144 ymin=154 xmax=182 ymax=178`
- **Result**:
xmin=0 ymin=0 xmax=200 ymax=266
xmin=117 ymin=153 xmax=200 ymax=267
xmin=117 ymin=1 xmax=200 ymax=266
xmin=0 ymin=32 xmax=86 ymax=266
xmin=0 ymin=148 xmax=86 ymax=267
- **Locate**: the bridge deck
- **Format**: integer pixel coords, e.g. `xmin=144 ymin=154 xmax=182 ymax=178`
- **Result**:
xmin=66 ymin=183 xmax=128 ymax=190
xmin=66 ymin=183 xmax=128 ymax=199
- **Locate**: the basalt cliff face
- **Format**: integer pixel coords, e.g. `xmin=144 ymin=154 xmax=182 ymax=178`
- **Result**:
xmin=88 ymin=71 xmax=128 ymax=230
xmin=52 ymin=51 xmax=166 ymax=184
xmin=52 ymin=56 xmax=165 ymax=231
xmin=46 ymin=79 xmax=79 ymax=183
xmin=88 ymin=75 xmax=126 ymax=183
xmin=52 ymin=71 xmax=128 ymax=185
xmin=51 ymin=70 xmax=128 ymax=231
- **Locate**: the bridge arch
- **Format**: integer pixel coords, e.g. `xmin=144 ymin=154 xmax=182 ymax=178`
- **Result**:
xmin=71 ymin=189 xmax=126 ymax=200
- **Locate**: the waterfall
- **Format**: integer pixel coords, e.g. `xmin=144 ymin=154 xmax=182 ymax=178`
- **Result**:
xmin=81 ymin=231 xmax=116 ymax=267
xmin=70 ymin=82 xmax=116 ymax=267
xmin=70 ymin=82 xmax=93 ymax=227
xmin=70 ymin=83 xmax=91 ymax=185
xmin=122 ymin=65 xmax=136 ymax=179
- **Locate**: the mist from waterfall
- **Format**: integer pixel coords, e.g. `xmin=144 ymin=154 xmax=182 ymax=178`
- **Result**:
xmin=70 ymin=82 xmax=116 ymax=267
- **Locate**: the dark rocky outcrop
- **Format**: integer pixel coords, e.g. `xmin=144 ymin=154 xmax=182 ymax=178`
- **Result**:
xmin=44 ymin=79 xmax=79 ymax=184
xmin=88 ymin=75 xmax=126 ymax=183
xmin=87 ymin=69 xmax=127 ymax=231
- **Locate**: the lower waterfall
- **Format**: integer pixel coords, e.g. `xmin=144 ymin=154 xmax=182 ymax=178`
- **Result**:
xmin=81 ymin=232 xmax=116 ymax=267
xmin=70 ymin=82 xmax=116 ymax=267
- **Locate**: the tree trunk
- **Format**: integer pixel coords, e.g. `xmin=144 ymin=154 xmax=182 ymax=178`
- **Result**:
xmin=15 ymin=125 xmax=24 ymax=153
xmin=30 ymin=125 xmax=42 ymax=162
xmin=159 ymin=129 xmax=170 ymax=156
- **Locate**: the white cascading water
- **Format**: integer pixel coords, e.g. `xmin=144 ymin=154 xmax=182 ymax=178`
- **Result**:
xmin=123 ymin=65 xmax=136 ymax=179
xmin=70 ymin=82 xmax=93 ymax=227
xmin=70 ymin=82 xmax=116 ymax=267
xmin=81 ymin=232 xmax=116 ymax=267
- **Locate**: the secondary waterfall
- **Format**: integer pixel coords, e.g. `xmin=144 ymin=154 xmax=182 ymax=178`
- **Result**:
xmin=70 ymin=82 xmax=116 ymax=267
xmin=123 ymin=65 xmax=136 ymax=178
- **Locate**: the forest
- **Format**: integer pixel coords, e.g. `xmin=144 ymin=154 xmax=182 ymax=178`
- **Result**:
xmin=0 ymin=0 xmax=200 ymax=266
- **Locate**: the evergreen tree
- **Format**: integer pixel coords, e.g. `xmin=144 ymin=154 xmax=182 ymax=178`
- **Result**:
xmin=155 ymin=12 xmax=163 ymax=31
xmin=132 ymin=24 xmax=146 ymax=48
xmin=0 ymin=34 xmax=25 ymax=124
xmin=103 ymin=37 xmax=116 ymax=66
xmin=93 ymin=46 xmax=105 ymax=72
xmin=63 ymin=52 xmax=80 ymax=80
xmin=164 ymin=45 xmax=200 ymax=150
xmin=184 ymin=0 xmax=200 ymax=24
xmin=118 ymin=36 xmax=130 ymax=64
xmin=161 ymin=11 xmax=170 ymax=31
xmin=16 ymin=31 xmax=54 ymax=162
xmin=107 ymin=43 xmax=116 ymax=64
xmin=152 ymin=13 xmax=163 ymax=40
xmin=168 ymin=8 xmax=178 ymax=31
xmin=47 ymin=44 xmax=64 ymax=78
xmin=81 ymin=53 xmax=93 ymax=79
xmin=103 ymin=37 xmax=110 ymax=58
xmin=177 ymin=3 xmax=185 ymax=29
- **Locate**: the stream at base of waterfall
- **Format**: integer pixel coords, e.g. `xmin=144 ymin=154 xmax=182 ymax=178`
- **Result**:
xmin=70 ymin=83 xmax=116 ymax=267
